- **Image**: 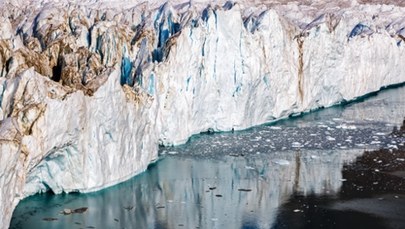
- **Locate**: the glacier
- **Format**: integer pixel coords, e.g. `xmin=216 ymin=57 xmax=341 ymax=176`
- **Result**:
xmin=1 ymin=0 xmax=405 ymax=227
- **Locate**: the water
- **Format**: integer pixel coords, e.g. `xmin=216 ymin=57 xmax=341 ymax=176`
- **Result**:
xmin=10 ymin=86 xmax=405 ymax=229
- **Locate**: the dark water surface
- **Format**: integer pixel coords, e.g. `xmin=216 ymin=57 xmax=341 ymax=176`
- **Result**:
xmin=10 ymin=86 xmax=405 ymax=229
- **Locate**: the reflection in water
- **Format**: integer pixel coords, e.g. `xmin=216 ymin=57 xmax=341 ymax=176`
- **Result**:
xmin=10 ymin=86 xmax=405 ymax=229
xmin=11 ymin=149 xmax=363 ymax=229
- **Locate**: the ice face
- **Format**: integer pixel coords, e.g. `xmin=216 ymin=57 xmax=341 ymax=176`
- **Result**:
xmin=1 ymin=0 xmax=405 ymax=228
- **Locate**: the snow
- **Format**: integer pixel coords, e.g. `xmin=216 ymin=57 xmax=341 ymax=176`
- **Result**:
xmin=1 ymin=0 xmax=405 ymax=228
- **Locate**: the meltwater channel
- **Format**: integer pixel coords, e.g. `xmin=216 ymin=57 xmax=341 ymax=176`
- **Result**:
xmin=10 ymin=85 xmax=405 ymax=229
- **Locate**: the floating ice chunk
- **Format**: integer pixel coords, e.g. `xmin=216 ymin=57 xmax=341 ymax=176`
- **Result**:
xmin=168 ymin=151 xmax=178 ymax=155
xmin=388 ymin=145 xmax=398 ymax=149
xmin=292 ymin=142 xmax=302 ymax=148
xmin=396 ymin=158 xmax=405 ymax=162
xmin=375 ymin=132 xmax=386 ymax=136
xmin=336 ymin=124 xmax=356 ymax=130
xmin=272 ymin=159 xmax=290 ymax=166
xmin=269 ymin=126 xmax=282 ymax=130
xmin=370 ymin=141 xmax=381 ymax=145
xmin=326 ymin=136 xmax=336 ymax=141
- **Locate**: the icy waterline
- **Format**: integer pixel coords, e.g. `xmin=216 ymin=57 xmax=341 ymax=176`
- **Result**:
xmin=1 ymin=0 xmax=405 ymax=228
xmin=10 ymin=85 xmax=405 ymax=229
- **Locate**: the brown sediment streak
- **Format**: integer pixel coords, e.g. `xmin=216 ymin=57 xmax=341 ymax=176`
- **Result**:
xmin=297 ymin=37 xmax=304 ymax=103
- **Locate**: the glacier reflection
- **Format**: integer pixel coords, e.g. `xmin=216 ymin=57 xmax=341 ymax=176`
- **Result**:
xmin=11 ymin=149 xmax=362 ymax=229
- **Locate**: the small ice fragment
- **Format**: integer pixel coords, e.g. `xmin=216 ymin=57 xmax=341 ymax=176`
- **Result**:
xmin=370 ymin=141 xmax=381 ymax=145
xmin=375 ymin=169 xmax=380 ymax=172
xmin=61 ymin=209 xmax=72 ymax=215
xmin=211 ymin=218 xmax=218 ymax=221
xmin=326 ymin=136 xmax=336 ymax=141
xmin=245 ymin=166 xmax=255 ymax=170
xmin=272 ymin=159 xmax=290 ymax=166
xmin=396 ymin=158 xmax=405 ymax=162
xmin=310 ymin=155 xmax=319 ymax=159
xmin=340 ymin=179 xmax=347 ymax=182
xmin=292 ymin=142 xmax=302 ymax=148
xmin=269 ymin=126 xmax=282 ymax=130
xmin=389 ymin=145 xmax=399 ymax=149
xmin=168 ymin=151 xmax=178 ymax=155
xmin=293 ymin=209 xmax=301 ymax=213
xmin=336 ymin=124 xmax=356 ymax=130
xmin=395 ymin=196 xmax=399 ymax=199
xmin=375 ymin=132 xmax=386 ymax=136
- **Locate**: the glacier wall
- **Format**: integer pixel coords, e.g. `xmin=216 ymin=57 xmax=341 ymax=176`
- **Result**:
xmin=1 ymin=0 xmax=405 ymax=227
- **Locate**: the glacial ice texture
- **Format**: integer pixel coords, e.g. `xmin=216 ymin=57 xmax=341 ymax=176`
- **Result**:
xmin=1 ymin=0 xmax=405 ymax=228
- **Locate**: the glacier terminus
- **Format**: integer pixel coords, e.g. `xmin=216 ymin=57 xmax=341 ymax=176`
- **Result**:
xmin=1 ymin=0 xmax=405 ymax=228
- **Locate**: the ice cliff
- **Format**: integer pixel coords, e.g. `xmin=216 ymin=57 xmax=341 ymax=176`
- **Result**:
xmin=1 ymin=0 xmax=405 ymax=227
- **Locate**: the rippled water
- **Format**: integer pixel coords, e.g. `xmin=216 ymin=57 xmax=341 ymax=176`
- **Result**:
xmin=10 ymin=86 xmax=405 ymax=229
